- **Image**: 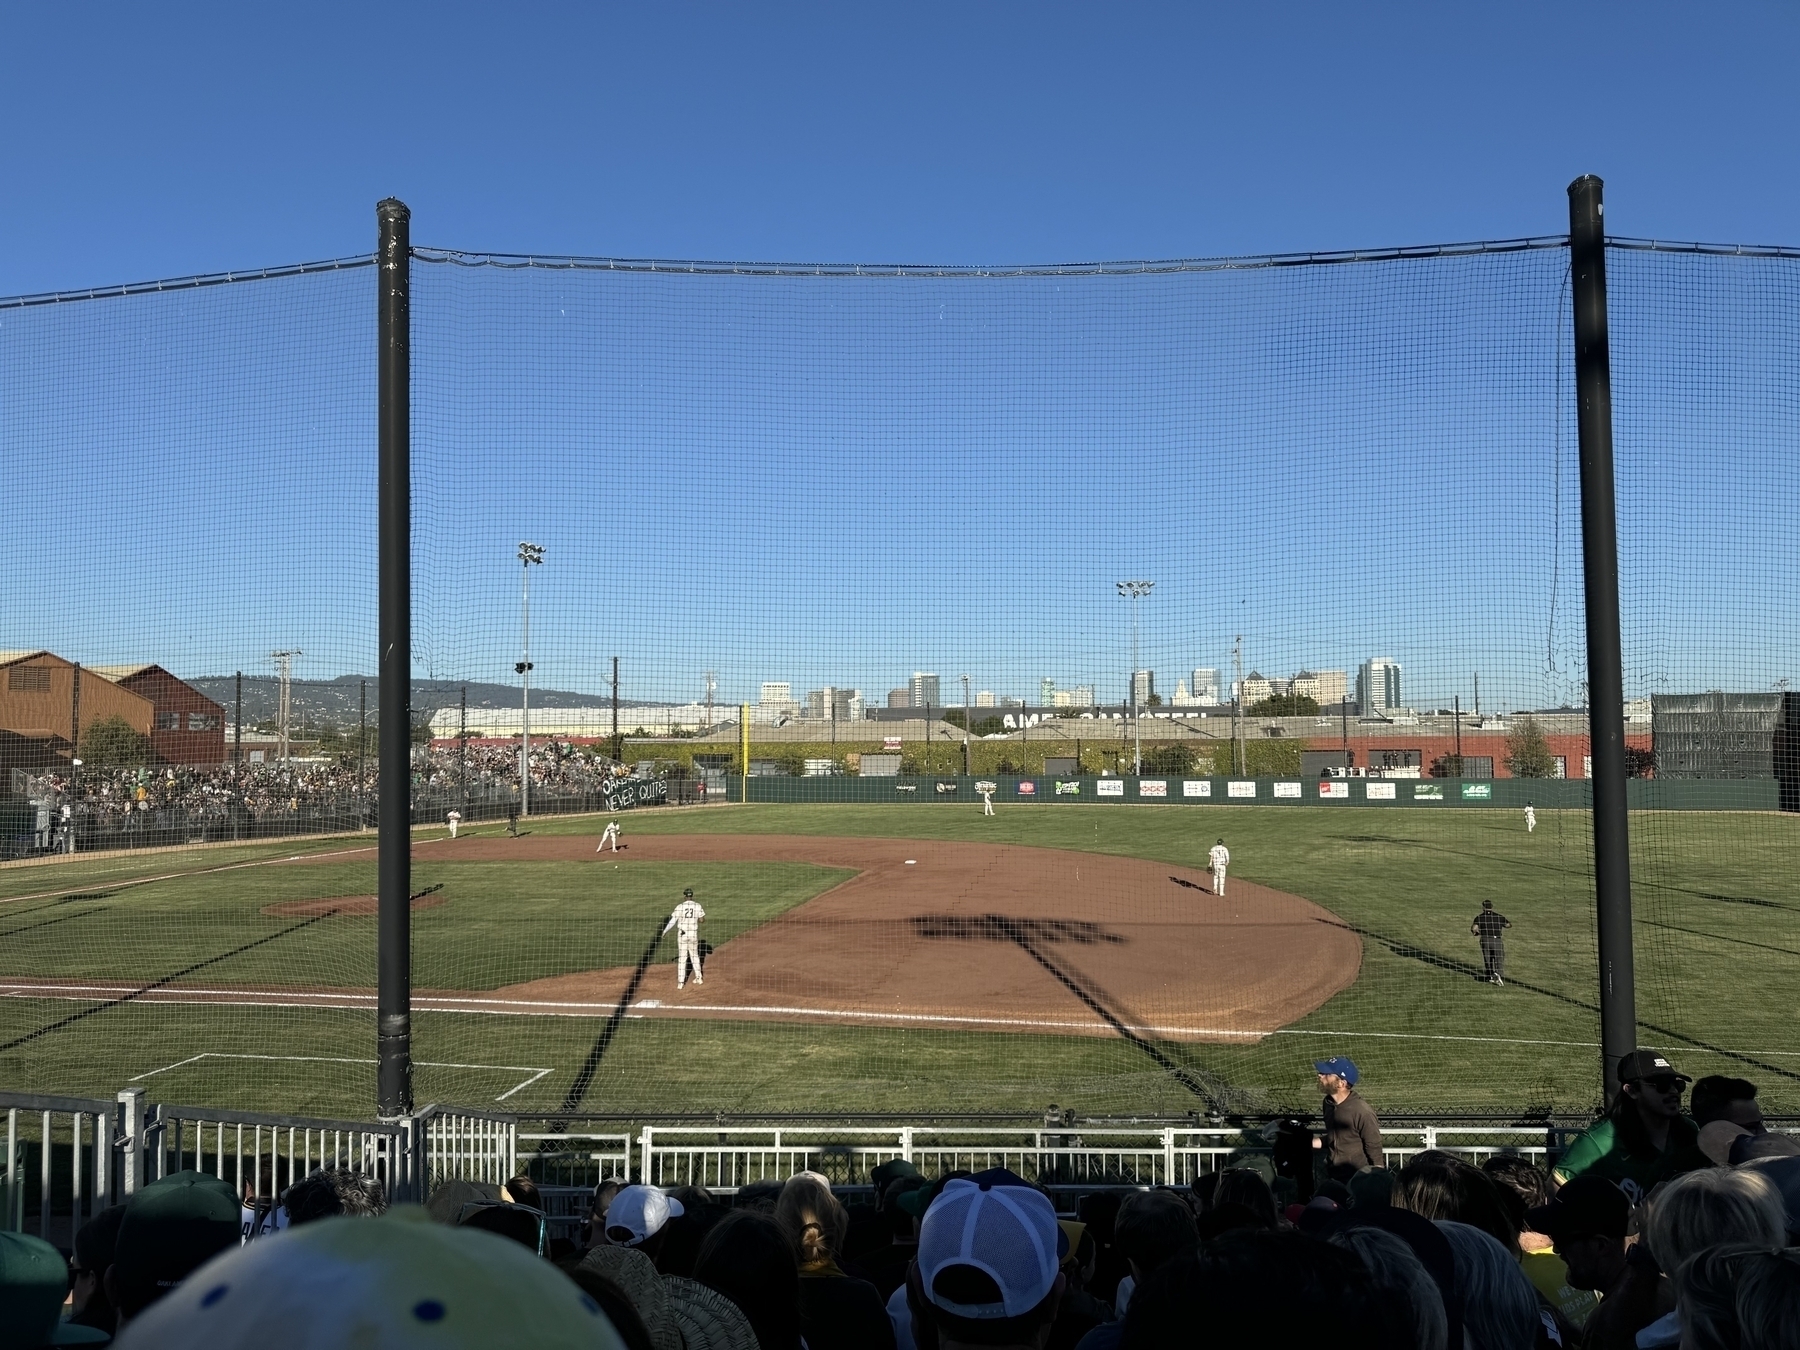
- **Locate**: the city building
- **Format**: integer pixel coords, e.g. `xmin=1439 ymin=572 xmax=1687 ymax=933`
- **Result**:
xmin=1131 ymin=670 xmax=1155 ymax=706
xmin=1292 ymin=670 xmax=1347 ymax=706
xmin=887 ymin=688 xmax=911 ymax=709
xmin=1039 ymin=677 xmax=1056 ymax=705
xmin=1071 ymin=684 xmax=1095 ymax=706
xmin=804 ymin=686 xmax=863 ymax=722
xmin=1190 ymin=668 xmax=1221 ymax=706
xmin=909 ymin=672 xmax=940 ymax=707
xmin=975 ymin=690 xmax=996 ymax=707
xmin=1237 ymin=671 xmax=1274 ymax=705
xmin=755 ymin=682 xmax=801 ymax=724
xmin=1357 ymin=657 xmax=1404 ymax=716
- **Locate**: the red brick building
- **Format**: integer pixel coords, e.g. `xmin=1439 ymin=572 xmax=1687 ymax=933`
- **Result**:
xmin=89 ymin=665 xmax=227 ymax=765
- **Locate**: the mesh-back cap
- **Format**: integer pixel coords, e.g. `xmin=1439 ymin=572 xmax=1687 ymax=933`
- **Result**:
xmin=917 ymin=1172 xmax=1059 ymax=1319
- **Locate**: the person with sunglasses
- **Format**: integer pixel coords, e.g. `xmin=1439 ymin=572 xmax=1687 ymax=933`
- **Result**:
xmin=1553 ymin=1051 xmax=1708 ymax=1203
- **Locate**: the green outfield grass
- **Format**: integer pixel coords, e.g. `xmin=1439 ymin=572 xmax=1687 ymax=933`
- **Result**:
xmin=3 ymin=803 xmax=1796 ymax=1119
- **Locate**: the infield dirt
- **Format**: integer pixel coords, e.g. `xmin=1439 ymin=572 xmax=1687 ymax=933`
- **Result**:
xmin=459 ymin=833 xmax=1362 ymax=1041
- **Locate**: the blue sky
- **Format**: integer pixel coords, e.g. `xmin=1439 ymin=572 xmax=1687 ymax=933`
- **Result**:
xmin=3 ymin=3 xmax=1796 ymax=711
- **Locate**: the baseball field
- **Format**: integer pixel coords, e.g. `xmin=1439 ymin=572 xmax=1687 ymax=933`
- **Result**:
xmin=2 ymin=801 xmax=1795 ymax=1121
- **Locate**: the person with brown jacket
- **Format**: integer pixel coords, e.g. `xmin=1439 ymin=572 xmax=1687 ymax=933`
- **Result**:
xmin=1314 ymin=1057 xmax=1383 ymax=1180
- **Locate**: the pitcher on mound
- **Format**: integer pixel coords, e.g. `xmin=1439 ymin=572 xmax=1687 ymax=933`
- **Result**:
xmin=664 ymin=888 xmax=706 ymax=988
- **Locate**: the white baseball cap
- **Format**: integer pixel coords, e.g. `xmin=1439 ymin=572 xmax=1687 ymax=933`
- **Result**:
xmin=917 ymin=1171 xmax=1060 ymax=1319
xmin=604 ymin=1186 xmax=684 ymax=1246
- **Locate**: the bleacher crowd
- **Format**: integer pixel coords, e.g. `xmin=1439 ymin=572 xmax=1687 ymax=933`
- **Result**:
xmin=19 ymin=742 xmax=631 ymax=842
xmin=7 ymin=1050 xmax=1798 ymax=1348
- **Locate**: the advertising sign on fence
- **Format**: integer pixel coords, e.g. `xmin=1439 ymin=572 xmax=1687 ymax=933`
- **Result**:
xmin=1055 ymin=781 xmax=1080 ymax=795
xmin=1228 ymin=781 xmax=1257 ymax=798
xmin=1097 ymin=780 xmax=1125 ymax=797
xmin=602 ymin=777 xmax=668 ymax=811
xmin=1017 ymin=780 xmax=1037 ymax=795
xmin=1414 ymin=784 xmax=1444 ymax=801
xmin=1138 ymin=780 xmax=1167 ymax=797
xmin=1366 ymin=782 xmax=1397 ymax=800
xmin=1461 ymin=783 xmax=1493 ymax=800
xmin=1273 ymin=782 xmax=1302 ymax=798
xmin=1183 ymin=780 xmax=1211 ymax=797
xmin=1319 ymin=781 xmax=1349 ymax=800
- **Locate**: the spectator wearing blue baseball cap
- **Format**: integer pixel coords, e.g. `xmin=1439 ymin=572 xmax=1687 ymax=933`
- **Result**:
xmin=1314 ymin=1058 xmax=1383 ymax=1181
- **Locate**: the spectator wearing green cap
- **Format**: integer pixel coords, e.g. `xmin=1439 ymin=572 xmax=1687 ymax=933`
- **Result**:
xmin=105 ymin=1170 xmax=241 ymax=1329
xmin=0 ymin=1230 xmax=111 ymax=1346
xmin=1553 ymin=1050 xmax=1707 ymax=1203
xmin=67 ymin=1203 xmax=127 ymax=1336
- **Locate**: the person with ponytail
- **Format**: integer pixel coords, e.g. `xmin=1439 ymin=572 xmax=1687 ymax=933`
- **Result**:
xmin=775 ymin=1172 xmax=896 ymax=1350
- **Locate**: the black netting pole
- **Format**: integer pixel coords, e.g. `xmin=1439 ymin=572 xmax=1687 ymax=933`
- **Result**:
xmin=376 ymin=198 xmax=413 ymax=1118
xmin=1569 ymin=175 xmax=1637 ymax=1103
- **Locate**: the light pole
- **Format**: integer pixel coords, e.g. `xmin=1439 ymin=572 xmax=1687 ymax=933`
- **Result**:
xmin=516 ymin=542 xmax=544 ymax=816
xmin=1232 ymin=635 xmax=1245 ymax=777
xmin=960 ymin=674 xmax=971 ymax=776
xmin=1117 ymin=581 xmax=1154 ymax=775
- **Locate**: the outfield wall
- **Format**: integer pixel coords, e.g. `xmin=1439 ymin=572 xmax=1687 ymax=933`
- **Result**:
xmin=725 ymin=775 xmax=1781 ymax=810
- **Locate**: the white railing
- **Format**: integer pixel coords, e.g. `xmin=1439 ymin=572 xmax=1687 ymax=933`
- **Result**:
xmin=516 ymin=1131 xmax=632 ymax=1188
xmin=416 ymin=1105 xmax=518 ymax=1191
xmin=146 ymin=1093 xmax=413 ymax=1204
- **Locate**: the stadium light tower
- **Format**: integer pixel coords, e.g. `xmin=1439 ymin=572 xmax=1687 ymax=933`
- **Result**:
xmin=1116 ymin=581 xmax=1154 ymax=775
xmin=271 ymin=650 xmax=302 ymax=763
xmin=516 ymin=542 xmax=545 ymax=816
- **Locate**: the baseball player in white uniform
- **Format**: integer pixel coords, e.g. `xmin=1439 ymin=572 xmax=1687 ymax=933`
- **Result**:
xmin=446 ymin=809 xmax=461 ymax=839
xmin=664 ymin=888 xmax=706 ymax=988
xmin=598 ymin=819 xmax=622 ymax=852
xmin=977 ymin=781 xmax=996 ymax=817
xmin=1525 ymin=803 xmax=1537 ymax=834
xmin=1208 ymin=838 xmax=1230 ymax=896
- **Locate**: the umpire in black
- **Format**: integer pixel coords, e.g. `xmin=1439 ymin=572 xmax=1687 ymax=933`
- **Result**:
xmin=1471 ymin=898 xmax=1511 ymax=986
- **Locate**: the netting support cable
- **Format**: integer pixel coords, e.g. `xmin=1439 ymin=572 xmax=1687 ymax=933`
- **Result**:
xmin=1569 ymin=176 xmax=1638 ymax=1104
xmin=377 ymin=197 xmax=414 ymax=1119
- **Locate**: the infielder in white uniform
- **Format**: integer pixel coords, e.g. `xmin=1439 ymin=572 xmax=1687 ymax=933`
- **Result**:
xmin=446 ymin=809 xmax=461 ymax=839
xmin=664 ymin=888 xmax=706 ymax=988
xmin=1525 ymin=803 xmax=1537 ymax=834
xmin=1208 ymin=838 xmax=1230 ymax=896
xmin=598 ymin=819 xmax=622 ymax=852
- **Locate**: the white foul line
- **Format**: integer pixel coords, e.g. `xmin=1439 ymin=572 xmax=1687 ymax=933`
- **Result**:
xmin=126 ymin=1051 xmax=553 ymax=1102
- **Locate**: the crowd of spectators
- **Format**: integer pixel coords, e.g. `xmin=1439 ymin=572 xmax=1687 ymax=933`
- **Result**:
xmin=7 ymin=1049 xmax=1799 ymax=1348
xmin=17 ymin=743 xmax=633 ymax=846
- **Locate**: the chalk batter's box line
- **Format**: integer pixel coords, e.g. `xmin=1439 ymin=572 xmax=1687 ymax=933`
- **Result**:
xmin=128 ymin=1051 xmax=554 ymax=1101
xmin=5 ymin=981 xmax=1797 ymax=1060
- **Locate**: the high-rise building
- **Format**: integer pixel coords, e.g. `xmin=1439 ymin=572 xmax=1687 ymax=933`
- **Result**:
xmin=1191 ymin=668 xmax=1220 ymax=706
xmin=887 ymin=688 xmax=910 ymax=709
xmin=1039 ymin=677 xmax=1056 ymax=705
xmin=759 ymin=682 xmax=792 ymax=705
xmin=1071 ymin=684 xmax=1095 ymax=706
xmin=1357 ymin=658 xmax=1403 ymax=715
xmin=1292 ymin=670 xmax=1347 ymax=705
xmin=910 ymin=672 xmax=941 ymax=707
xmin=1237 ymin=671 xmax=1274 ymax=705
xmin=754 ymin=681 xmax=800 ymax=723
xmin=1131 ymin=670 xmax=1155 ymax=706
xmin=975 ymin=690 xmax=996 ymax=707
xmin=806 ymin=686 xmax=863 ymax=721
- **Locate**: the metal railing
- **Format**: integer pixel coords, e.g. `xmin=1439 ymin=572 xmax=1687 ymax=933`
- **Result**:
xmin=414 ymin=1105 xmax=518 ymax=1193
xmin=144 ymin=1091 xmax=414 ymax=1205
xmin=1 ymin=1090 xmax=120 ymax=1245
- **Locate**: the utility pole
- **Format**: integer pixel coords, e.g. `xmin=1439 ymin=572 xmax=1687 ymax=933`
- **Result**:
xmin=458 ymin=685 xmax=468 ymax=819
xmin=1232 ymin=637 xmax=1245 ymax=777
xmin=1474 ymin=672 xmax=1481 ymax=720
xmin=271 ymin=650 xmax=301 ymax=762
xmin=705 ymin=670 xmax=716 ymax=732
xmin=516 ymin=542 xmax=544 ymax=816
xmin=1454 ymin=694 xmax=1463 ymax=772
xmin=1117 ymin=581 xmax=1154 ymax=775
xmin=359 ymin=676 xmax=371 ymax=785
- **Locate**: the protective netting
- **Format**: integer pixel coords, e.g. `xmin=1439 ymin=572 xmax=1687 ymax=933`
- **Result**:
xmin=1 ymin=236 xmax=1795 ymax=1124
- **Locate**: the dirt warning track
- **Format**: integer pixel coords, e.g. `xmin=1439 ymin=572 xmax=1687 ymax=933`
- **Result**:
xmin=448 ymin=833 xmax=1362 ymax=1042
